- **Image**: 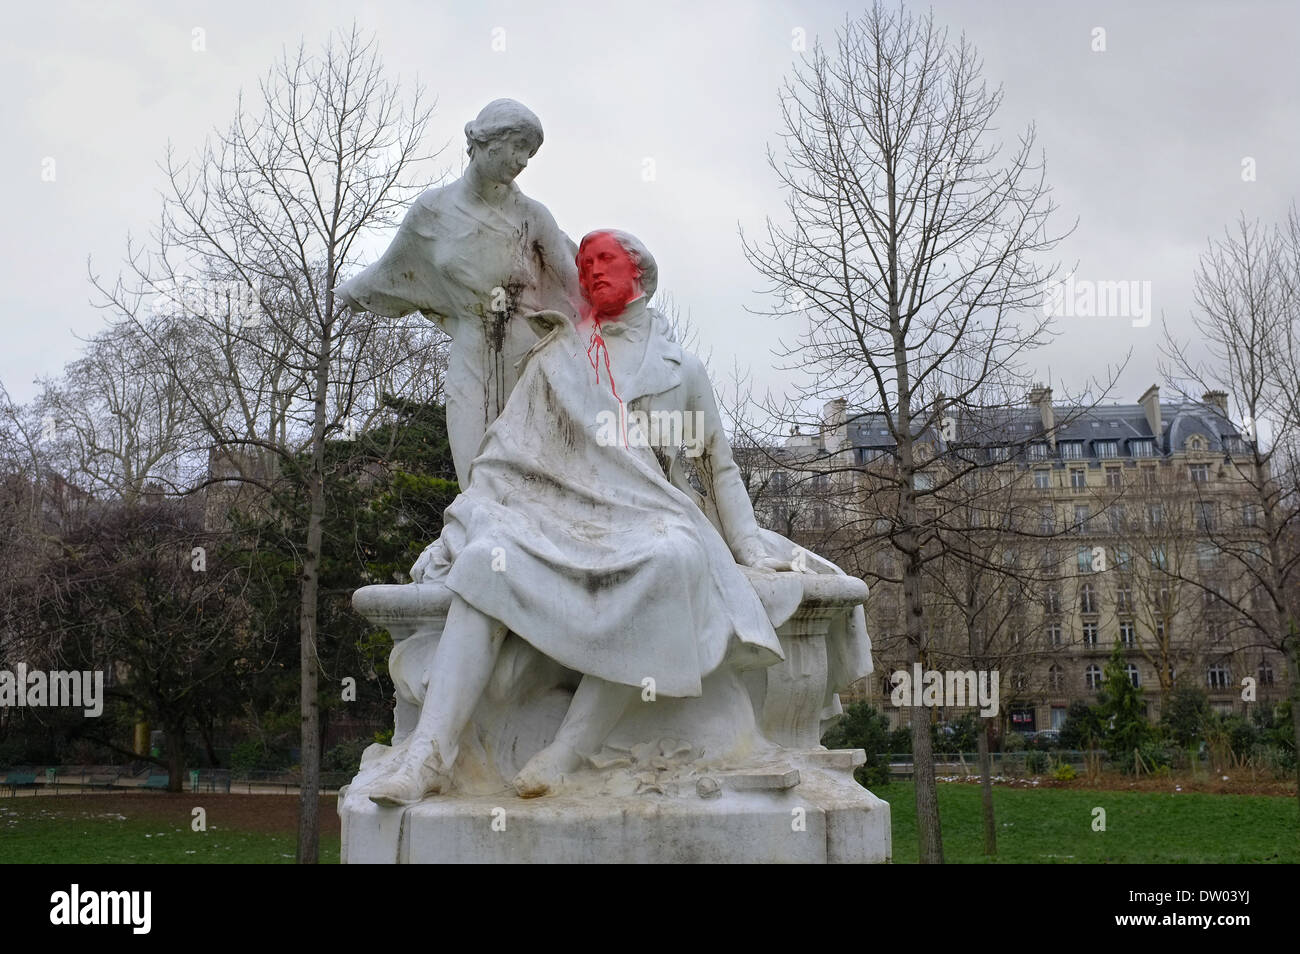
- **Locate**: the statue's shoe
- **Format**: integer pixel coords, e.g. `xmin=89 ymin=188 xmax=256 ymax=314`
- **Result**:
xmin=368 ymin=744 xmax=451 ymax=807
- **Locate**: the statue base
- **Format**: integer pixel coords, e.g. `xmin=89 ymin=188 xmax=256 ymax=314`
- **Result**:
xmin=337 ymin=749 xmax=890 ymax=864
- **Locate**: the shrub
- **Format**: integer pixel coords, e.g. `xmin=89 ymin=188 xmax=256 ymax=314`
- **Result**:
xmin=1059 ymin=699 xmax=1104 ymax=750
xmin=1025 ymin=749 xmax=1048 ymax=774
xmin=820 ymin=702 xmax=893 ymax=787
xmin=322 ymin=738 xmax=371 ymax=774
xmin=1049 ymin=760 xmax=1076 ymax=781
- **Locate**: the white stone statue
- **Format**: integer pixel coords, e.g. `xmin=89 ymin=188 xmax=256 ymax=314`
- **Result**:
xmin=338 ymin=119 xmax=888 ymax=859
xmin=336 ymin=98 xmax=579 ymax=484
xmin=351 ymin=228 xmax=874 ymax=808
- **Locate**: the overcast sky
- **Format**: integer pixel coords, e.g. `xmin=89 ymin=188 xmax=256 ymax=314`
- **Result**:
xmin=3 ymin=0 xmax=1298 ymax=424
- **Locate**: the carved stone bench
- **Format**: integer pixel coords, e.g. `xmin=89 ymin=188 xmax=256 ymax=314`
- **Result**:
xmin=352 ymin=569 xmax=869 ymax=750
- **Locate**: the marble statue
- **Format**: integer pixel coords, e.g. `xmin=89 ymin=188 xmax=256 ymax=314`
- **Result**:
xmin=338 ymin=104 xmax=888 ymax=862
xmin=336 ymin=98 xmax=579 ymax=484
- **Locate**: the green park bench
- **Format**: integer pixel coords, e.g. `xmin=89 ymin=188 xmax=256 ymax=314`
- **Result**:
xmin=2 ymin=770 xmax=38 ymax=795
xmin=143 ymin=774 xmax=171 ymax=791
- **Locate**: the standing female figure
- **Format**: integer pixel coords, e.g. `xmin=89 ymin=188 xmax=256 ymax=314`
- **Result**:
xmin=337 ymin=98 xmax=579 ymax=483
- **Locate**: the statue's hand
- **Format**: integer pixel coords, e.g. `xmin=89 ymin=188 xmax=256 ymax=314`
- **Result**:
xmin=735 ymin=538 xmax=791 ymax=573
xmin=410 ymin=543 xmax=439 ymax=583
xmin=522 ymin=309 xmax=572 ymax=338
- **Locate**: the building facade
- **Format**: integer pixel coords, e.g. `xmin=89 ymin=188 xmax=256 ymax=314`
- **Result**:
xmin=749 ymin=386 xmax=1291 ymax=734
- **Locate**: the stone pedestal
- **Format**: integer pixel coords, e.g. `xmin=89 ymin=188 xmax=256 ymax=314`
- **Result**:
xmin=340 ymin=749 xmax=889 ymax=864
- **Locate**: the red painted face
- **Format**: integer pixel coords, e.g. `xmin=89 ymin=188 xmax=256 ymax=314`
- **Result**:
xmin=578 ymin=233 xmax=641 ymax=320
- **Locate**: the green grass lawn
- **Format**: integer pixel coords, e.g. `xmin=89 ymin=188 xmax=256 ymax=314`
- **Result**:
xmin=885 ymin=781 xmax=1300 ymax=863
xmin=3 ymin=785 xmax=1297 ymax=863
xmin=0 ymin=798 xmax=341 ymax=864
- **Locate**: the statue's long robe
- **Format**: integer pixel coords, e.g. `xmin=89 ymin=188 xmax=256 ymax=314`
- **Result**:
xmin=418 ymin=316 xmax=785 ymax=697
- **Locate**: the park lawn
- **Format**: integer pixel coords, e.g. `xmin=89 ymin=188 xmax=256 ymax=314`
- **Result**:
xmin=884 ymin=781 xmax=1300 ymax=863
xmin=0 ymin=795 xmax=341 ymax=864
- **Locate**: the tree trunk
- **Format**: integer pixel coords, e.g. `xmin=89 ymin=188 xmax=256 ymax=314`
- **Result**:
xmin=978 ymin=717 xmax=996 ymax=856
xmin=1286 ymin=623 xmax=1300 ymax=813
xmin=164 ymin=721 xmax=185 ymax=793
xmin=296 ymin=341 xmax=331 ymax=865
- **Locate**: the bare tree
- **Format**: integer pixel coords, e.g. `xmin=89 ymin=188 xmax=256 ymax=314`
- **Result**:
xmin=93 ymin=26 xmax=438 ymax=861
xmin=742 ymin=3 xmax=1073 ymax=862
xmin=1162 ymin=210 xmax=1300 ymax=808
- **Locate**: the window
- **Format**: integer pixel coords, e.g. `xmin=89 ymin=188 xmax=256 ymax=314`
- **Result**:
xmin=1147 ymin=502 xmax=1164 ymax=528
xmin=1108 ymin=504 xmax=1126 ymax=532
xmin=1125 ymin=664 xmax=1140 ymax=687
xmin=1046 ymin=623 xmax=1063 ymax=646
xmin=1116 ymin=584 xmax=1133 ymax=613
xmin=1243 ymin=504 xmax=1258 ymax=527
xmin=1113 ymin=546 xmax=1131 ymax=569
xmin=1074 ymin=505 xmax=1091 ymax=534
xmin=1197 ymin=543 xmax=1219 ymax=569
xmin=1077 ymin=547 xmax=1093 ymax=573
xmin=1188 ymin=437 xmax=1204 ymax=452
xmin=1060 ymin=441 xmax=1083 ymax=460
xmin=859 ymin=448 xmax=892 ymax=465
xmin=1029 ymin=442 xmax=1050 ymax=460
xmin=1189 ymin=463 xmax=1209 ymax=483
xmin=1082 ymin=622 xmax=1098 ymax=646
xmin=1150 ymin=546 xmax=1168 ymax=571
xmin=1051 ymin=705 xmax=1068 ymax=728
xmin=1044 ymin=588 xmax=1062 ymax=615
xmin=1085 ymin=665 xmax=1103 ymax=690
xmin=1070 ymin=469 xmax=1087 ymax=489
xmin=1207 ymin=664 xmax=1231 ymax=689
xmin=1048 ymin=666 xmax=1065 ymax=690
xmin=1259 ymin=660 xmax=1275 ymax=686
xmin=988 ymin=445 xmax=1010 ymax=462
xmin=1131 ymin=439 xmax=1156 ymax=457
xmin=1105 ymin=466 xmax=1122 ymax=488
xmin=913 ymin=472 xmax=933 ymax=491
xmin=1119 ymin=621 xmax=1135 ymax=647
xmin=1033 ymin=469 xmax=1051 ymax=490
xmin=1141 ymin=466 xmax=1157 ymax=487
xmin=1080 ymin=583 xmax=1097 ymax=614
xmin=1196 ymin=502 xmax=1215 ymax=531
xmin=1096 ymin=440 xmax=1119 ymax=459
xmin=770 ymin=471 xmax=789 ymax=493
xmin=1155 ymin=620 xmax=1167 ymax=642
xmin=1223 ymin=435 xmax=1245 ymax=456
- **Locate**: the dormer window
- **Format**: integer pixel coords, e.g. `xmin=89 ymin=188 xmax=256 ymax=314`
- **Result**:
xmin=1060 ymin=441 xmax=1084 ymax=460
xmin=1130 ymin=438 xmax=1156 ymax=457
xmin=1096 ymin=440 xmax=1118 ymax=458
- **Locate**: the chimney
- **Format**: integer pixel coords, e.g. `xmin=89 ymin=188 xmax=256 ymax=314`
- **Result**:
xmin=1139 ymin=384 xmax=1162 ymax=446
xmin=822 ymin=397 xmax=848 ymax=452
xmin=1203 ymin=390 xmax=1228 ymax=416
xmin=1027 ymin=383 xmax=1056 ymax=448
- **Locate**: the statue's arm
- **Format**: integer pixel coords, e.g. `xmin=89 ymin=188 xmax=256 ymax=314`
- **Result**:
xmin=335 ymin=191 xmax=459 ymax=337
xmin=527 ymin=201 xmax=581 ymax=311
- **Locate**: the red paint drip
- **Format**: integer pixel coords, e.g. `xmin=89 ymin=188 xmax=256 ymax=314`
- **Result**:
xmin=586 ymin=322 xmax=627 ymax=447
